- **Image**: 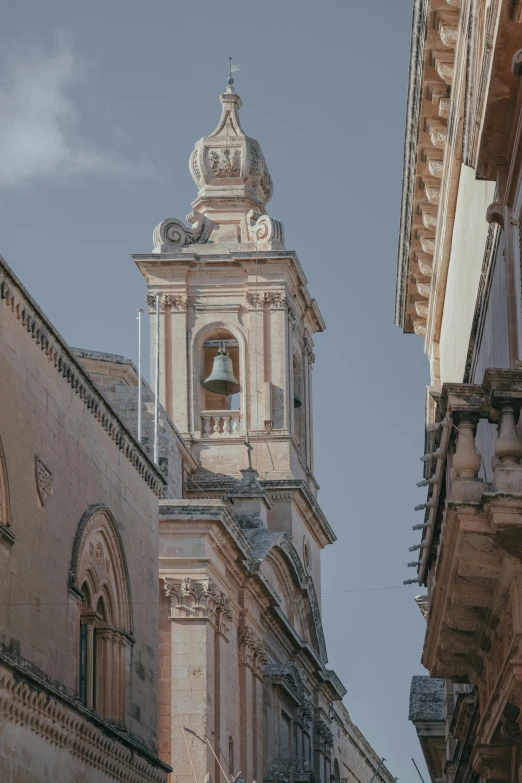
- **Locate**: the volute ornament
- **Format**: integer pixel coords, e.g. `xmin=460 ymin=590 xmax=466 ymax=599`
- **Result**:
xmin=153 ymin=211 xmax=213 ymax=251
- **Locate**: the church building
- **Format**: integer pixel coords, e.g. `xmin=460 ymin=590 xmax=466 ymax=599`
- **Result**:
xmin=0 ymin=77 xmax=395 ymax=783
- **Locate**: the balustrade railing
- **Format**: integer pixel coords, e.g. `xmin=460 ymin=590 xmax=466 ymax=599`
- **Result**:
xmin=410 ymin=369 xmax=522 ymax=586
xmin=201 ymin=410 xmax=241 ymax=437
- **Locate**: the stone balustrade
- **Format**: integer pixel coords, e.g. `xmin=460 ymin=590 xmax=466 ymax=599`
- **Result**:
xmin=415 ymin=369 xmax=522 ymax=741
xmin=201 ymin=410 xmax=241 ymax=437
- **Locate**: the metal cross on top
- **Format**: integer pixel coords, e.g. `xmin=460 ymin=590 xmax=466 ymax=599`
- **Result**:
xmin=244 ymin=436 xmax=253 ymax=469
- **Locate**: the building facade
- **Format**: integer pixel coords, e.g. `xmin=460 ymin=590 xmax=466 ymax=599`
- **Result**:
xmin=0 ymin=79 xmax=395 ymax=783
xmin=0 ymin=258 xmax=170 ymax=782
xmin=130 ymin=79 xmax=395 ymax=783
xmin=397 ymin=1 xmax=522 ymax=781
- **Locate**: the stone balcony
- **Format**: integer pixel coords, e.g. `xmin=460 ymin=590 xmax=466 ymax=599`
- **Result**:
xmin=414 ymin=369 xmax=522 ymax=754
xmin=200 ymin=409 xmax=242 ymax=437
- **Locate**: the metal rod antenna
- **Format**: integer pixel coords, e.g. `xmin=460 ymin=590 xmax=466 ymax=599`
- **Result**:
xmin=153 ymin=294 xmax=160 ymax=464
xmin=181 ymin=728 xmax=199 ymax=783
xmin=369 ymin=757 xmax=386 ymax=783
xmin=137 ymin=308 xmax=143 ymax=443
xmin=411 ymin=759 xmax=426 ymax=783
xmin=204 ymin=735 xmax=230 ymax=782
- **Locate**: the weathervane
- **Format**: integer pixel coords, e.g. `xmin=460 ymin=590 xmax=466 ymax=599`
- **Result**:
xmin=228 ymin=57 xmax=240 ymax=86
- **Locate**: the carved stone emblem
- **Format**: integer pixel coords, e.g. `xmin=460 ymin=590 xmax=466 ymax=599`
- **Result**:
xmin=35 ymin=456 xmax=52 ymax=506
xmin=208 ymin=148 xmax=241 ymax=178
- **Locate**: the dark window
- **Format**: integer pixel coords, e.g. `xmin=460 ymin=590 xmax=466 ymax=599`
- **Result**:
xmin=79 ymin=622 xmax=87 ymax=705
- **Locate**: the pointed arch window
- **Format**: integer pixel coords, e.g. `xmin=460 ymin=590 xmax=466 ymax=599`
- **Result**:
xmin=292 ymin=353 xmax=304 ymax=447
xmin=0 ymin=435 xmax=13 ymax=549
xmin=70 ymin=505 xmax=133 ymax=724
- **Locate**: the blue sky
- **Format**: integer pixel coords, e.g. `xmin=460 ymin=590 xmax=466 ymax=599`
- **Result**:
xmin=0 ymin=2 xmax=430 ymax=780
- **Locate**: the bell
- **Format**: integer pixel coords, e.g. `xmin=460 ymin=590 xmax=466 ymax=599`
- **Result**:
xmin=294 ymin=393 xmax=302 ymax=409
xmin=202 ymin=348 xmax=240 ymax=396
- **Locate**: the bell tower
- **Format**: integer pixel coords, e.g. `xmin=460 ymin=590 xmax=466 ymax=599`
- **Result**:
xmin=133 ymin=78 xmax=325 ymax=490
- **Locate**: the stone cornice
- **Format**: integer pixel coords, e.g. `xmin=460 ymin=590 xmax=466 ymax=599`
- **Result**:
xmin=132 ymin=250 xmax=326 ymax=334
xmin=159 ymin=499 xmax=330 ymax=665
xmin=395 ymin=0 xmax=462 ymax=345
xmin=262 ymin=480 xmax=336 ymax=547
xmin=0 ymin=648 xmax=171 ymax=782
xmin=396 ymin=0 xmax=429 ymax=330
xmin=0 ymin=256 xmax=165 ymax=496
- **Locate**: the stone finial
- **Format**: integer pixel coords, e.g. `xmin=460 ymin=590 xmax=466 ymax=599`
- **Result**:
xmin=189 ymin=88 xmax=273 ymax=212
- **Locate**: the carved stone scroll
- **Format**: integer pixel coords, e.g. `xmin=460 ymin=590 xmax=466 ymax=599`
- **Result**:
xmin=153 ymin=211 xmax=213 ymax=251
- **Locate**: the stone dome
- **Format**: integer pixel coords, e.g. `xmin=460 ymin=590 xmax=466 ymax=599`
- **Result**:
xmin=189 ymin=83 xmax=273 ymax=212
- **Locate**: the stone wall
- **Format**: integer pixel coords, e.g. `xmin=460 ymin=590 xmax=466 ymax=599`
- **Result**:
xmin=0 ymin=257 xmax=169 ymax=782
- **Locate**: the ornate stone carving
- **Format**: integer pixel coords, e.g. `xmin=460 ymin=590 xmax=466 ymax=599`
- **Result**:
xmin=439 ymin=25 xmax=458 ymax=48
xmin=413 ymin=321 xmax=427 ymax=337
xmin=145 ymin=294 xmax=158 ymax=313
xmin=191 ymin=150 xmax=203 ymax=184
xmin=208 ymin=148 xmax=241 ymax=177
xmin=420 ymin=236 xmax=435 ymax=255
xmin=303 ymin=338 xmax=316 ymax=364
xmin=247 ymin=210 xmax=284 ymax=249
xmin=425 ymin=186 xmax=440 ymax=205
xmin=152 ymin=211 xmax=213 ymax=251
xmin=415 ymin=301 xmax=429 ymax=319
xmin=314 ymin=719 xmax=334 ymax=755
xmin=417 ymin=282 xmax=431 ymax=298
xmin=430 ymin=124 xmax=448 ymax=149
xmin=423 ymin=211 xmax=438 ymax=231
xmin=418 ymin=258 xmax=433 ymax=277
xmin=438 ymin=98 xmax=450 ymax=119
xmin=35 ymin=456 xmax=52 ymax=506
xmin=245 ymin=290 xmax=289 ymax=310
xmin=0 ymin=660 xmax=167 ymax=783
xmin=428 ymin=159 xmax=444 ymax=178
xmin=436 ymin=61 xmax=454 ymax=85
xmin=238 ymin=626 xmax=268 ymax=677
xmin=164 ymin=576 xmax=232 ymax=636
xmin=189 ymin=87 xmax=273 ymax=209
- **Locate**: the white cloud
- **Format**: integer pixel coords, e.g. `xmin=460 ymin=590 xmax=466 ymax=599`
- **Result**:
xmin=0 ymin=35 xmax=154 ymax=188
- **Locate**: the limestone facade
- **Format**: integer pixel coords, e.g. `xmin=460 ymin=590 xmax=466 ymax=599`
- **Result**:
xmin=0 ymin=78 xmax=396 ymax=783
xmin=131 ymin=81 xmax=394 ymax=783
xmin=396 ymin=1 xmax=522 ymax=781
xmin=0 ymin=258 xmax=170 ymax=781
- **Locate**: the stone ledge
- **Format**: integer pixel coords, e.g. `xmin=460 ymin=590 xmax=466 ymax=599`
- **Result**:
xmin=0 ymin=648 xmax=171 ymax=783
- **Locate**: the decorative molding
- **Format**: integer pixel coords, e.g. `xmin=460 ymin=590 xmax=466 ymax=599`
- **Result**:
xmin=314 ymin=718 xmax=334 ymax=755
xmin=244 ymin=290 xmax=289 ymax=310
xmin=265 ymin=662 xmax=314 ymax=727
xmin=69 ymin=504 xmax=134 ymax=637
xmin=164 ymin=576 xmax=233 ymax=637
xmin=247 ymin=210 xmax=285 ymax=249
xmin=152 ymin=211 xmax=213 ymax=251
xmin=0 ymin=258 xmax=164 ymax=496
xmin=238 ymin=625 xmax=268 ymax=677
xmin=0 ymin=653 xmax=169 ymax=783
xmin=35 ymin=456 xmax=52 ymax=506
xmin=395 ymin=0 xmax=461 ymax=334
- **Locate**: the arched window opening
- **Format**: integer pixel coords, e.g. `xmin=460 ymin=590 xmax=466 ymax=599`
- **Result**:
xmin=200 ymin=327 xmax=241 ymax=437
xmin=0 ymin=435 xmax=10 ymax=529
xmin=333 ymin=758 xmax=340 ymax=783
xmin=72 ymin=506 xmax=133 ymax=725
xmin=293 ymin=354 xmax=304 ymax=446
xmin=228 ymin=737 xmax=235 ymax=776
